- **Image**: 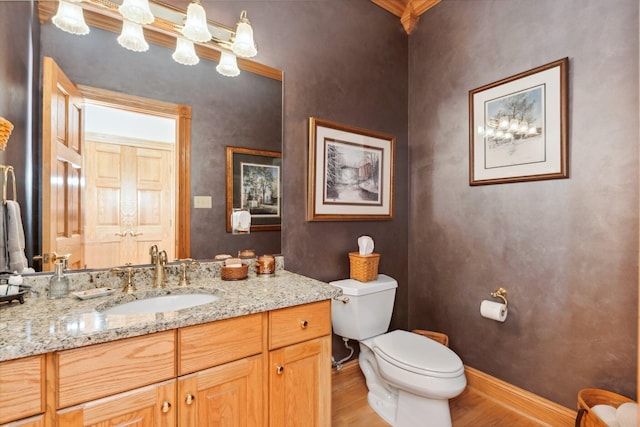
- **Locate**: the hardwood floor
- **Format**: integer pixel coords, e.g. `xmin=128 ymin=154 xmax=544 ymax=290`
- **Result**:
xmin=332 ymin=361 xmax=559 ymax=426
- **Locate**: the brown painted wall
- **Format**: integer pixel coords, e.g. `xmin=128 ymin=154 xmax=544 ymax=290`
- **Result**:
xmin=0 ymin=1 xmax=39 ymax=263
xmin=407 ymin=0 xmax=638 ymax=407
xmin=238 ymin=1 xmax=410 ymax=335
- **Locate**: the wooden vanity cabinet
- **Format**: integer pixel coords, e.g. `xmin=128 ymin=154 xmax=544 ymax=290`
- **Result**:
xmin=0 ymin=355 xmax=45 ymax=425
xmin=268 ymin=301 xmax=332 ymax=427
xmin=2 ymin=299 xmax=332 ymax=427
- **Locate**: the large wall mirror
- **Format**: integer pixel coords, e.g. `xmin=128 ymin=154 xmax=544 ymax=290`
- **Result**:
xmin=16 ymin=1 xmax=283 ymax=271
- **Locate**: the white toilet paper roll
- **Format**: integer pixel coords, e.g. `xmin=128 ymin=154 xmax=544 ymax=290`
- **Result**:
xmin=480 ymin=300 xmax=508 ymax=322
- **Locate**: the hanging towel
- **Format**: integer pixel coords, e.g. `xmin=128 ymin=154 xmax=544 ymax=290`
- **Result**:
xmin=0 ymin=203 xmax=8 ymax=272
xmin=5 ymin=200 xmax=28 ymax=273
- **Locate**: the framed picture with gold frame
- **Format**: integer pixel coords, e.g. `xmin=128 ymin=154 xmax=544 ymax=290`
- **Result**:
xmin=469 ymin=57 xmax=569 ymax=185
xmin=307 ymin=117 xmax=395 ymax=221
xmin=226 ymin=146 xmax=281 ymax=232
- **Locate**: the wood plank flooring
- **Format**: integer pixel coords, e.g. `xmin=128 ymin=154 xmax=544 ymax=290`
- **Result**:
xmin=332 ymin=361 xmax=554 ymax=426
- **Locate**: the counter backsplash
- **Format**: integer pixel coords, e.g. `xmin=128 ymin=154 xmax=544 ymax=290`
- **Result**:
xmin=14 ymin=256 xmax=284 ymax=299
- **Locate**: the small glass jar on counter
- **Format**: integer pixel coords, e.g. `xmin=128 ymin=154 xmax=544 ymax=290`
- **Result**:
xmin=256 ymin=255 xmax=275 ymax=276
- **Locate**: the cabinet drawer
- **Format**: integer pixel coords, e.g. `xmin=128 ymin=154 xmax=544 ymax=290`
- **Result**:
xmin=56 ymin=331 xmax=175 ymax=408
xmin=178 ymin=313 xmax=263 ymax=375
xmin=0 ymin=355 xmax=45 ymax=424
xmin=269 ymin=300 xmax=331 ymax=350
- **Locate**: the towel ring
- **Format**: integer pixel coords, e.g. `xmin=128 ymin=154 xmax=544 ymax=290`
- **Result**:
xmin=2 ymin=165 xmax=15 ymax=203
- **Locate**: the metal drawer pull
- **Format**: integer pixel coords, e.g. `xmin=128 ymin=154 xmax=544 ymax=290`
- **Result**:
xmin=300 ymin=320 xmax=308 ymax=329
xmin=185 ymin=394 xmax=195 ymax=405
xmin=161 ymin=401 xmax=171 ymax=413
xmin=276 ymin=365 xmax=284 ymax=374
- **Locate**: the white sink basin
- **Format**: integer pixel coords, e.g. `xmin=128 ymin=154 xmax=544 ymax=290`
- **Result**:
xmin=101 ymin=293 xmax=219 ymax=315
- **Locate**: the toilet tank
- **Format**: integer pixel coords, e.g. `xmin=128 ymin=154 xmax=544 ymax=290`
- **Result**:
xmin=330 ymin=274 xmax=397 ymax=341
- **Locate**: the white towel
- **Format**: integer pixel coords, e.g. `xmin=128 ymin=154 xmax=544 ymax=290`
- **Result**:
xmin=5 ymin=200 xmax=28 ymax=273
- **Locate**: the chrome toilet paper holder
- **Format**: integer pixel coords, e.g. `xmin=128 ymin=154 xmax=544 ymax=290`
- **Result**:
xmin=490 ymin=287 xmax=508 ymax=312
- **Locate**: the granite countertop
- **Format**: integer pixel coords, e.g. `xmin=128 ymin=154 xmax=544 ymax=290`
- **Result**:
xmin=0 ymin=267 xmax=340 ymax=362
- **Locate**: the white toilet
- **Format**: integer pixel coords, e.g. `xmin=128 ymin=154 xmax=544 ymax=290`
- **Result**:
xmin=330 ymin=274 xmax=467 ymax=427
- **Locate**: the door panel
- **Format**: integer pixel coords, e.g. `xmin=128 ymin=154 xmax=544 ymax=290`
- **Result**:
xmin=84 ymin=140 xmax=174 ymax=268
xmin=42 ymin=57 xmax=84 ymax=271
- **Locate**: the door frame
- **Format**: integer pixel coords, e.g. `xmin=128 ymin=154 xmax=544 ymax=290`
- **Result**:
xmin=77 ymin=85 xmax=191 ymax=260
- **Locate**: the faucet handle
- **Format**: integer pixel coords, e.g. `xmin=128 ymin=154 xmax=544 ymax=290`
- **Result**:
xmin=178 ymin=260 xmax=200 ymax=286
xmin=52 ymin=252 xmax=72 ymax=271
xmin=110 ymin=263 xmax=136 ymax=294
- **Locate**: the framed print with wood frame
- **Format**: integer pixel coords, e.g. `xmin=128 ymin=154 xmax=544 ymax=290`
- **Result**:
xmin=226 ymin=146 xmax=281 ymax=232
xmin=469 ymin=57 xmax=569 ymax=185
xmin=307 ymin=117 xmax=395 ymax=221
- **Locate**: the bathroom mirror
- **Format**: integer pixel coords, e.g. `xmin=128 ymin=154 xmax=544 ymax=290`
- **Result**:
xmin=28 ymin=2 xmax=283 ymax=271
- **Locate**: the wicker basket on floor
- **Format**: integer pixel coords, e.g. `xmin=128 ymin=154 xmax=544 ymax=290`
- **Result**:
xmin=412 ymin=329 xmax=449 ymax=347
xmin=348 ymin=252 xmax=380 ymax=282
xmin=575 ymin=388 xmax=635 ymax=427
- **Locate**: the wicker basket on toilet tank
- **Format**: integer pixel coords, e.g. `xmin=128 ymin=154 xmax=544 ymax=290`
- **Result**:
xmin=348 ymin=252 xmax=380 ymax=282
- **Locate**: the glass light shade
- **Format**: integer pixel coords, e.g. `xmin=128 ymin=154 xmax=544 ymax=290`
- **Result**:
xmin=231 ymin=11 xmax=257 ymax=58
xmin=182 ymin=1 xmax=212 ymax=43
xmin=52 ymin=1 xmax=90 ymax=35
xmin=119 ymin=0 xmax=154 ymax=25
xmin=172 ymin=38 xmax=199 ymax=66
xmin=117 ymin=21 xmax=149 ymax=52
xmin=216 ymin=52 xmax=240 ymax=77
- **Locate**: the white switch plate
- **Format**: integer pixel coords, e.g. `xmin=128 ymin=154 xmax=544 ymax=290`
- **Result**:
xmin=194 ymin=196 xmax=212 ymax=209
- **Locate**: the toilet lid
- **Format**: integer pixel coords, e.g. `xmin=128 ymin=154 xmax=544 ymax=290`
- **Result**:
xmin=372 ymin=330 xmax=464 ymax=379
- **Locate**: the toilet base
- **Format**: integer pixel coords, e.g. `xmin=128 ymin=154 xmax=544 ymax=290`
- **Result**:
xmin=367 ymin=390 xmax=395 ymax=425
xmin=396 ymin=389 xmax=452 ymax=427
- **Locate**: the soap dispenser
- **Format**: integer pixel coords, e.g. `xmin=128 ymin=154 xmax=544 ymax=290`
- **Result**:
xmin=49 ymin=261 xmax=69 ymax=299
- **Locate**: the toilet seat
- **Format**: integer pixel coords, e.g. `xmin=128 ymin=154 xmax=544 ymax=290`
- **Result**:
xmin=371 ymin=330 xmax=464 ymax=379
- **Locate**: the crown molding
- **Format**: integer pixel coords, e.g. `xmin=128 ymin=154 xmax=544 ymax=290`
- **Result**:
xmin=370 ymin=0 xmax=441 ymax=34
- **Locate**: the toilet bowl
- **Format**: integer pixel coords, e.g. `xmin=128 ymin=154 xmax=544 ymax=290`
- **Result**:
xmin=330 ymin=275 xmax=467 ymax=427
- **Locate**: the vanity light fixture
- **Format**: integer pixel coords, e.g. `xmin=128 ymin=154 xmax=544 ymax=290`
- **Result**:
xmin=45 ymin=0 xmax=260 ymax=77
xmin=231 ymin=10 xmax=257 ymax=58
xmin=182 ymin=0 xmax=212 ymax=43
xmin=216 ymin=52 xmax=240 ymax=77
xmin=117 ymin=21 xmax=149 ymax=52
xmin=172 ymin=38 xmax=200 ymax=66
xmin=118 ymin=0 xmax=154 ymax=25
xmin=52 ymin=0 xmax=90 ymax=35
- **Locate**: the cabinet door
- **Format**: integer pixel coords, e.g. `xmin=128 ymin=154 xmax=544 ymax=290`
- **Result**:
xmin=56 ymin=379 xmax=175 ymax=427
xmin=269 ymin=336 xmax=331 ymax=427
xmin=178 ymin=355 xmax=263 ymax=427
xmin=0 ymin=355 xmax=45 ymax=424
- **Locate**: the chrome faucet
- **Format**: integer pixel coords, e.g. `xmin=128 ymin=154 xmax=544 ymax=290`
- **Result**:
xmin=150 ymin=245 xmax=167 ymax=288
